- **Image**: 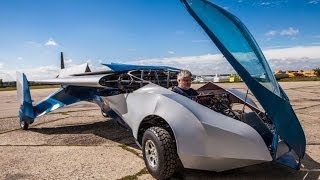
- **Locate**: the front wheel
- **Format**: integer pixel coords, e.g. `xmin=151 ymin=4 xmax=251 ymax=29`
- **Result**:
xmin=142 ymin=127 xmax=179 ymax=179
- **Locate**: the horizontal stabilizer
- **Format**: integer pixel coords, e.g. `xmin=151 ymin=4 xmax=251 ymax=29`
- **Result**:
xmin=33 ymin=86 xmax=105 ymax=117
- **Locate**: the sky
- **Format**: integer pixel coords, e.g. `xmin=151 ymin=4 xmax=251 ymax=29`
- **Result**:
xmin=0 ymin=0 xmax=320 ymax=81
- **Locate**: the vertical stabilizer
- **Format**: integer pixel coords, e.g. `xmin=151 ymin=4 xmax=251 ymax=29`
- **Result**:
xmin=61 ymin=52 xmax=65 ymax=69
xmin=16 ymin=72 xmax=35 ymax=124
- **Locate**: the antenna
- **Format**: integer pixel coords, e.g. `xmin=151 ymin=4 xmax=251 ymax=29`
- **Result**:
xmin=60 ymin=52 xmax=65 ymax=69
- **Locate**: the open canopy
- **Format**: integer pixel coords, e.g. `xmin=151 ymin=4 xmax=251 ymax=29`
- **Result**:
xmin=181 ymin=0 xmax=306 ymax=160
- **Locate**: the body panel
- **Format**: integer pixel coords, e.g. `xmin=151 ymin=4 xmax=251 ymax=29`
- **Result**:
xmin=111 ymin=84 xmax=272 ymax=171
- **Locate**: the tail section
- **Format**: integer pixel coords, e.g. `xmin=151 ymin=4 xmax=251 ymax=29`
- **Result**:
xmin=60 ymin=52 xmax=65 ymax=69
xmin=16 ymin=71 xmax=99 ymax=130
xmin=16 ymin=72 xmax=35 ymax=124
xmin=57 ymin=52 xmax=92 ymax=78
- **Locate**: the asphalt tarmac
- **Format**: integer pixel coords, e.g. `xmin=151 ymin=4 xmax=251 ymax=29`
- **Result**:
xmin=0 ymin=81 xmax=319 ymax=180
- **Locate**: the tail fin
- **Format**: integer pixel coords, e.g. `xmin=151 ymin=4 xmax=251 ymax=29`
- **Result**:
xmin=16 ymin=72 xmax=35 ymax=123
xmin=60 ymin=52 xmax=65 ymax=69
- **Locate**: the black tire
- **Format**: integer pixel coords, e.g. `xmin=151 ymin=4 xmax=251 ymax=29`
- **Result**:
xmin=101 ymin=110 xmax=109 ymax=118
xmin=20 ymin=121 xmax=29 ymax=130
xmin=142 ymin=127 xmax=179 ymax=179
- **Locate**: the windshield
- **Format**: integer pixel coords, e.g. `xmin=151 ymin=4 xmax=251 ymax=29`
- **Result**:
xmin=183 ymin=0 xmax=280 ymax=96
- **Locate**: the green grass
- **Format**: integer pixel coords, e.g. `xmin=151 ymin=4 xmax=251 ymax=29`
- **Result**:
xmin=117 ymin=145 xmax=149 ymax=180
xmin=0 ymin=87 xmax=16 ymax=91
xmin=0 ymin=85 xmax=60 ymax=91
xmin=118 ymin=168 xmax=149 ymax=180
xmin=60 ymin=112 xmax=69 ymax=116
xmin=118 ymin=144 xmax=141 ymax=158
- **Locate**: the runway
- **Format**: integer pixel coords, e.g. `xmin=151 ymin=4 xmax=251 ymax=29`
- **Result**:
xmin=0 ymin=81 xmax=319 ymax=179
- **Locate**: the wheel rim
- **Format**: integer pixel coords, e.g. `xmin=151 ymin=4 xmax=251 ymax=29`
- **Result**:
xmin=145 ymin=140 xmax=158 ymax=168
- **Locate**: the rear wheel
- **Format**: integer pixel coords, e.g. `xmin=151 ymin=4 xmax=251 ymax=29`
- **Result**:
xmin=20 ymin=121 xmax=29 ymax=130
xmin=101 ymin=110 xmax=109 ymax=118
xmin=142 ymin=127 xmax=179 ymax=179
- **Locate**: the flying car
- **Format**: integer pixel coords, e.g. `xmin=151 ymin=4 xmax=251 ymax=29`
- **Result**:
xmin=16 ymin=0 xmax=306 ymax=179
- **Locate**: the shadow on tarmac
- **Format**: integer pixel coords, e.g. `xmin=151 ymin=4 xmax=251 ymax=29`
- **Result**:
xmin=29 ymin=120 xmax=320 ymax=180
xmin=30 ymin=119 xmax=139 ymax=149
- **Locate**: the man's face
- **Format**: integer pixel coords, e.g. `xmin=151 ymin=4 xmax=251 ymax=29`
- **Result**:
xmin=178 ymin=76 xmax=192 ymax=90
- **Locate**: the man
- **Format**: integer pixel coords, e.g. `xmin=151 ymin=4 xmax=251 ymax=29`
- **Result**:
xmin=172 ymin=70 xmax=199 ymax=99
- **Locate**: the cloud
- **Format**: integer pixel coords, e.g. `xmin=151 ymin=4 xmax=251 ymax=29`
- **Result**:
xmin=131 ymin=46 xmax=320 ymax=75
xmin=308 ymin=0 xmax=320 ymax=4
xmin=254 ymin=0 xmax=288 ymax=7
xmin=265 ymin=30 xmax=277 ymax=37
xmin=45 ymin=38 xmax=58 ymax=46
xmin=0 ymin=72 xmax=14 ymax=82
xmin=132 ymin=54 xmax=232 ymax=75
xmin=64 ymin=59 xmax=73 ymax=67
xmin=265 ymin=27 xmax=299 ymax=39
xmin=22 ymin=65 xmax=60 ymax=80
xmin=263 ymin=46 xmax=320 ymax=59
xmin=4 ymin=65 xmax=60 ymax=81
xmin=280 ymin=27 xmax=299 ymax=36
xmin=4 ymin=46 xmax=319 ymax=81
xmin=260 ymin=2 xmax=271 ymax=6
xmin=168 ymin=51 xmax=175 ymax=55
xmin=3 ymin=64 xmax=105 ymax=82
